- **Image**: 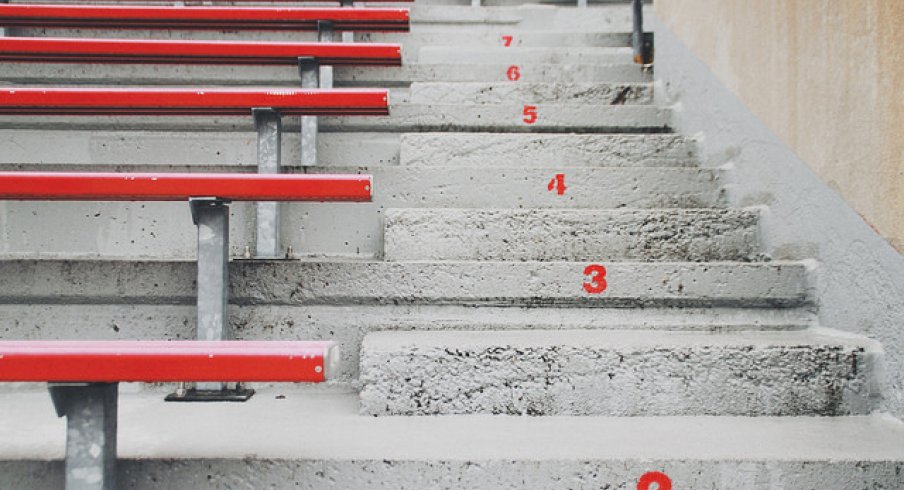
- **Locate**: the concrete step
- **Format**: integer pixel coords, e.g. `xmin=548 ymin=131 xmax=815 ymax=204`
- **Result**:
xmin=384 ymin=209 xmax=759 ymax=262
xmin=0 ymin=303 xmax=814 ymax=383
xmin=0 ymin=130 xmax=693 ymax=168
xmin=410 ymin=4 xmax=633 ymax=30
xmin=401 ymin=133 xmax=697 ymax=166
xmin=0 ymin=62 xmax=650 ymax=86
xmin=0 ymin=260 xmax=809 ymax=308
xmin=2 ymin=389 xmax=903 ymax=489
xmin=362 ymin=30 xmax=636 ymax=47
xmin=0 ymin=166 xmax=722 ymax=259
xmin=417 ymin=46 xmax=632 ymax=64
xmin=407 ymin=82 xmax=652 ymax=105
xmin=0 ymin=105 xmax=671 ymax=133
xmin=359 ymin=328 xmax=882 ymax=416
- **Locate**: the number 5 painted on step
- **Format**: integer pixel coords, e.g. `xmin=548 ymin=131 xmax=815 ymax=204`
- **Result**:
xmin=583 ymin=264 xmax=607 ymax=294
xmin=637 ymin=471 xmax=672 ymax=490
xmin=522 ymin=105 xmax=538 ymax=124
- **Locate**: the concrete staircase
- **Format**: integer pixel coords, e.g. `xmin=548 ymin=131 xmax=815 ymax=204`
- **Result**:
xmin=2 ymin=2 xmax=904 ymax=489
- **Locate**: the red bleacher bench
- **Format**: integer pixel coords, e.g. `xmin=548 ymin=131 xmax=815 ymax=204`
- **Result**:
xmin=0 ymin=37 xmax=402 ymax=66
xmin=0 ymin=86 xmax=389 ymax=115
xmin=0 ymin=340 xmax=338 ymax=383
xmin=0 ymin=4 xmax=410 ymax=31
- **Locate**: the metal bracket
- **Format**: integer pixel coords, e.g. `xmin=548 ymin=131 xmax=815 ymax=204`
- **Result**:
xmin=49 ymin=382 xmax=118 ymax=490
xmin=252 ymin=108 xmax=282 ymax=259
xmin=298 ymin=58 xmax=320 ymax=168
xmin=317 ymin=21 xmax=336 ymax=88
xmin=165 ymin=383 xmax=254 ymax=402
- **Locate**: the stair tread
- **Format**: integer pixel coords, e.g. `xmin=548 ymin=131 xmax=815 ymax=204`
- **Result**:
xmin=3 ymin=388 xmax=904 ymax=461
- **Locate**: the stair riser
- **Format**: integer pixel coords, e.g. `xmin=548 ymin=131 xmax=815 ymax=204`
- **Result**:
xmin=384 ymin=209 xmax=757 ymax=262
xmin=401 ymin=133 xmax=697 ymax=166
xmin=360 ymin=343 xmax=877 ymax=416
xmin=408 ymin=82 xmax=652 ymax=105
xmin=0 ymin=106 xmax=671 ymax=133
xmin=0 ymin=131 xmax=693 ymax=168
xmin=0 ymin=303 xmax=812 ymax=383
xmin=3 ymin=460 xmax=902 ymax=490
xmin=0 ymin=261 xmax=810 ymax=308
xmin=417 ymin=47 xmax=632 ymax=65
xmin=1 ymin=63 xmax=650 ymax=86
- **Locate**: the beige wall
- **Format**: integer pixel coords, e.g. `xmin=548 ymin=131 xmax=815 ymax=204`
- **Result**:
xmin=656 ymin=0 xmax=904 ymax=251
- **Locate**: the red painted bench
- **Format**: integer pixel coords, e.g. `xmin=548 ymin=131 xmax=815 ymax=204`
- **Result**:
xmin=0 ymin=37 xmax=402 ymax=65
xmin=0 ymin=340 xmax=337 ymax=383
xmin=0 ymin=86 xmax=389 ymax=116
xmin=0 ymin=4 xmax=410 ymax=31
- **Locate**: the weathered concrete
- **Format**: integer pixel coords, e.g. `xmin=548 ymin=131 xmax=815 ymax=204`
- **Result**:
xmin=401 ymin=133 xmax=696 ymax=166
xmin=417 ymin=46 xmax=632 ymax=65
xmin=359 ymin=328 xmax=882 ymax=416
xmin=407 ymin=82 xmax=652 ymax=105
xmin=653 ymin=13 xmax=904 ymax=419
xmin=0 ymin=105 xmax=672 ymax=133
xmin=0 ymin=130 xmax=692 ymax=168
xmin=0 ymin=303 xmax=813 ymax=383
xmin=0 ymin=62 xmax=651 ymax=86
xmin=0 ymin=260 xmax=810 ymax=308
xmin=1 ymin=390 xmax=904 ymax=489
xmin=384 ymin=208 xmax=760 ymax=262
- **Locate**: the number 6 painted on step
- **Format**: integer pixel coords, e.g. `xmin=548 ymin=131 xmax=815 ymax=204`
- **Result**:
xmin=583 ymin=264 xmax=607 ymax=294
xmin=637 ymin=471 xmax=672 ymax=490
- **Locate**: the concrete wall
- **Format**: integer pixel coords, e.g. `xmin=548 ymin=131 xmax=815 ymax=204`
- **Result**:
xmin=655 ymin=0 xmax=904 ymax=252
xmin=649 ymin=11 xmax=904 ymax=418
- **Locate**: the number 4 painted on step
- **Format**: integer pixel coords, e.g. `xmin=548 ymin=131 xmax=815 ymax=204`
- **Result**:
xmin=547 ymin=173 xmax=566 ymax=195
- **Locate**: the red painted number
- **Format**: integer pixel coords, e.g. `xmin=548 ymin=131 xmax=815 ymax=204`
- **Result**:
xmin=507 ymin=65 xmax=521 ymax=81
xmin=583 ymin=264 xmax=607 ymax=294
xmin=502 ymin=35 xmax=514 ymax=47
xmin=522 ymin=105 xmax=538 ymax=124
xmin=637 ymin=471 xmax=672 ymax=490
xmin=547 ymin=173 xmax=566 ymax=195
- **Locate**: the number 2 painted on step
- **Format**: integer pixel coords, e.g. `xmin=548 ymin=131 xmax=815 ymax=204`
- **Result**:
xmin=583 ymin=264 xmax=607 ymax=294
xmin=502 ymin=35 xmax=514 ymax=47
xmin=507 ymin=65 xmax=521 ymax=81
xmin=522 ymin=105 xmax=538 ymax=124
xmin=637 ymin=471 xmax=672 ymax=490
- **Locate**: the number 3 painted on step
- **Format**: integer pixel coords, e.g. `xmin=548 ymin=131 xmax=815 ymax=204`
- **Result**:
xmin=637 ymin=471 xmax=672 ymax=490
xmin=522 ymin=105 xmax=538 ymax=124
xmin=583 ymin=264 xmax=607 ymax=294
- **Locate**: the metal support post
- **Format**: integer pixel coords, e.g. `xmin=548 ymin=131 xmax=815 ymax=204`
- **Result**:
xmin=298 ymin=58 xmax=320 ymax=168
xmin=577 ymin=0 xmax=587 ymax=7
xmin=49 ymin=383 xmax=118 ymax=490
xmin=253 ymin=108 xmax=282 ymax=258
xmin=0 ymin=0 xmax=8 ymax=36
xmin=166 ymin=198 xmax=253 ymax=402
xmin=318 ymin=21 xmax=335 ymax=88
xmin=339 ymin=0 xmax=355 ymax=41
xmin=471 ymin=0 xmax=481 ymax=7
xmin=632 ymin=0 xmax=648 ymax=64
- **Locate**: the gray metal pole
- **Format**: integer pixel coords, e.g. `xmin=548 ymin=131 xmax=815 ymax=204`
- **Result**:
xmin=49 ymin=383 xmax=118 ymax=490
xmin=299 ymin=58 xmax=320 ymax=168
xmin=193 ymin=198 xmax=230 ymax=343
xmin=318 ymin=21 xmax=335 ymax=88
xmin=253 ymin=109 xmax=282 ymax=258
xmin=632 ymin=0 xmax=644 ymax=64
xmin=577 ymin=0 xmax=587 ymax=8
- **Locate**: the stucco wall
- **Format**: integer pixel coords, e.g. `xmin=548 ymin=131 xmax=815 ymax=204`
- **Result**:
xmin=656 ymin=0 xmax=904 ymax=251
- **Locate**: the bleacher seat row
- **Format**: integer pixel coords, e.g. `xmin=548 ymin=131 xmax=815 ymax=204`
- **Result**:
xmin=0 ymin=2 xmax=409 ymax=489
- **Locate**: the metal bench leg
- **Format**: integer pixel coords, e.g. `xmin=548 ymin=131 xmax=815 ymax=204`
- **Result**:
xmin=49 ymin=383 xmax=118 ymax=490
xmin=167 ymin=198 xmax=254 ymax=402
xmin=318 ymin=21 xmax=335 ymax=89
xmin=253 ymin=108 xmax=282 ymax=259
xmin=298 ymin=57 xmax=320 ymax=168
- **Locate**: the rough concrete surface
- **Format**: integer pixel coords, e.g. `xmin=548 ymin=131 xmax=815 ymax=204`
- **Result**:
xmin=400 ymin=132 xmax=696 ymax=166
xmin=417 ymin=46 xmax=632 ymax=65
xmin=359 ymin=328 xmax=882 ymax=416
xmin=384 ymin=208 xmax=760 ymax=262
xmin=653 ymin=14 xmax=904 ymax=419
xmin=0 ymin=259 xmax=810 ymax=308
xmin=0 ymin=105 xmax=671 ymax=133
xmin=1 ymin=391 xmax=904 ymax=489
xmin=408 ymin=82 xmax=653 ymax=105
